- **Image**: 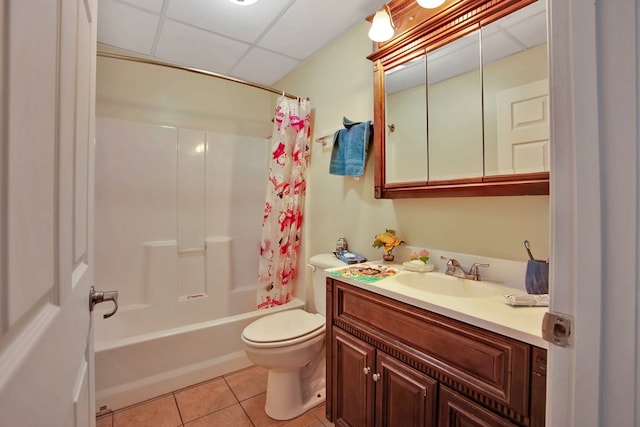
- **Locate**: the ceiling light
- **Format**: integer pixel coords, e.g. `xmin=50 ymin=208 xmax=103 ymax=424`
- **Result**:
xmin=228 ymin=0 xmax=259 ymax=5
xmin=368 ymin=5 xmax=395 ymax=42
xmin=417 ymin=0 xmax=446 ymax=8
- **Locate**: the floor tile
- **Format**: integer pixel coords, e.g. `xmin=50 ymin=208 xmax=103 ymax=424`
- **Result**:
xmin=183 ymin=404 xmax=253 ymax=427
xmin=240 ymin=393 xmax=286 ymax=427
xmin=224 ymin=365 xmax=268 ymax=401
xmin=96 ymin=413 xmax=113 ymax=427
xmin=282 ymin=411 xmax=326 ymax=427
xmin=113 ymin=394 xmax=182 ymax=427
xmin=309 ymin=403 xmax=333 ymax=426
xmin=174 ymin=377 xmax=238 ymax=423
xmin=99 ymin=365 xmax=331 ymax=427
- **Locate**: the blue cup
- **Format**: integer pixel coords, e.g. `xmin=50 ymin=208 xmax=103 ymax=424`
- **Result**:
xmin=525 ymin=260 xmax=549 ymax=294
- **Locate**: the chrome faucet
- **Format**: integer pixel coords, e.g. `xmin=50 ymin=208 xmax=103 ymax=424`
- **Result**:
xmin=440 ymin=256 xmax=489 ymax=281
xmin=441 ymin=256 xmax=467 ymax=279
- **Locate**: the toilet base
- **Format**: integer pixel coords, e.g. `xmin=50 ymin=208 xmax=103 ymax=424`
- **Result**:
xmin=264 ymin=369 xmax=325 ymax=420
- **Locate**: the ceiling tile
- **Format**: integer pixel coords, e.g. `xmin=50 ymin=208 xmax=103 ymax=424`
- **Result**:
xmin=481 ymin=31 xmax=522 ymax=66
xmin=229 ymin=47 xmax=301 ymax=86
xmin=98 ymin=0 xmax=389 ymax=86
xmin=165 ymin=0 xmax=293 ymax=44
xmin=117 ymin=0 xmax=164 ymax=14
xmin=503 ymin=12 xmax=547 ymax=48
xmin=98 ymin=0 xmax=160 ymax=55
xmin=257 ymin=0 xmax=386 ymax=59
xmin=155 ymin=19 xmax=251 ymax=74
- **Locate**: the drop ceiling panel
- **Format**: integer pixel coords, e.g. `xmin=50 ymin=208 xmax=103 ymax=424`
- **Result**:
xmin=230 ymin=47 xmax=301 ymax=86
xmin=97 ymin=0 xmax=393 ymax=86
xmin=118 ymin=0 xmax=164 ymax=13
xmin=257 ymin=0 xmax=387 ymax=59
xmin=155 ymin=19 xmax=251 ymax=74
xmin=481 ymin=31 xmax=522 ymax=66
xmin=165 ymin=0 xmax=293 ymax=44
xmin=503 ymin=13 xmax=547 ymax=48
xmin=98 ymin=0 xmax=161 ymax=55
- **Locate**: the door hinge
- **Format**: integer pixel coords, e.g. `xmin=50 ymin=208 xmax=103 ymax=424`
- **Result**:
xmin=542 ymin=311 xmax=573 ymax=347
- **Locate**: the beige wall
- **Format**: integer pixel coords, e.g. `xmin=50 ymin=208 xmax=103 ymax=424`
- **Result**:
xmin=95 ymin=46 xmax=276 ymax=137
xmin=277 ymin=22 xmax=549 ymax=262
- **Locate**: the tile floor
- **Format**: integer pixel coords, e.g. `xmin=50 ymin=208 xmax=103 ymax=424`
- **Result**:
xmin=96 ymin=365 xmax=334 ymax=427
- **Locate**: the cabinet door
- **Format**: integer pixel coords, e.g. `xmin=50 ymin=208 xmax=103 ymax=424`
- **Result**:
xmin=375 ymin=351 xmax=438 ymax=427
xmin=439 ymin=387 xmax=517 ymax=427
xmin=332 ymin=328 xmax=375 ymax=427
xmin=530 ymin=347 xmax=547 ymax=427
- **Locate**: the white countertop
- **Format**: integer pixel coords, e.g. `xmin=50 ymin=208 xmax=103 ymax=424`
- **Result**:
xmin=325 ymin=263 xmax=548 ymax=349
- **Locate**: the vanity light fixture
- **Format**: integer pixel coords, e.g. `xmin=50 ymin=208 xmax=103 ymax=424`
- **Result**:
xmin=416 ymin=0 xmax=446 ymax=8
xmin=368 ymin=4 xmax=395 ymax=42
xmin=228 ymin=0 xmax=259 ymax=5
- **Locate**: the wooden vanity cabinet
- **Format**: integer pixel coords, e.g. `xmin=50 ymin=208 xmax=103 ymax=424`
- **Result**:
xmin=326 ymin=278 xmax=546 ymax=427
xmin=439 ymin=387 xmax=517 ymax=427
xmin=332 ymin=328 xmax=438 ymax=426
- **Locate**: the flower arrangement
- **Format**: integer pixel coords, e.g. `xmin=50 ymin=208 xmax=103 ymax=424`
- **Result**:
xmin=409 ymin=249 xmax=430 ymax=264
xmin=372 ymin=229 xmax=404 ymax=261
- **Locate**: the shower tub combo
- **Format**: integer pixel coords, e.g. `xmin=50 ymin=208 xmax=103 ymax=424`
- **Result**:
xmin=93 ymin=117 xmax=299 ymax=411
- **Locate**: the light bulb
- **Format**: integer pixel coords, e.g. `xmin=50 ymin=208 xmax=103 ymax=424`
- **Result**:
xmin=417 ymin=0 xmax=445 ymax=8
xmin=368 ymin=8 xmax=395 ymax=42
xmin=228 ymin=0 xmax=259 ymax=5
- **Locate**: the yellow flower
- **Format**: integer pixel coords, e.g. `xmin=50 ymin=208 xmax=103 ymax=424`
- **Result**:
xmin=372 ymin=229 xmax=405 ymax=252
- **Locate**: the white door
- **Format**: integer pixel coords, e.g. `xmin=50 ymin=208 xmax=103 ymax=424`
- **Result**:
xmin=496 ymin=79 xmax=549 ymax=175
xmin=0 ymin=0 xmax=99 ymax=425
xmin=548 ymin=0 xmax=640 ymax=426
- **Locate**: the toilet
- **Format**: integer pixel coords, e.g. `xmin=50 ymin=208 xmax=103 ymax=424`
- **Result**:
xmin=241 ymin=253 xmax=346 ymax=420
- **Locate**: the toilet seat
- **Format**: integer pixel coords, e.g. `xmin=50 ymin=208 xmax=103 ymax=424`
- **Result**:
xmin=242 ymin=309 xmax=326 ymax=348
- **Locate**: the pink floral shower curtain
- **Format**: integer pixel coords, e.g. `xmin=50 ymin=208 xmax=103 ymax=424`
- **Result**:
xmin=257 ymin=96 xmax=311 ymax=309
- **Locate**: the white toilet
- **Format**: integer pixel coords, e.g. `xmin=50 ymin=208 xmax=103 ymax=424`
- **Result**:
xmin=241 ymin=253 xmax=346 ymax=420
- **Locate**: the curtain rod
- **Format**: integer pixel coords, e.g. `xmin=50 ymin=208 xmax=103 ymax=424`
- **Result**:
xmin=96 ymin=50 xmax=300 ymax=100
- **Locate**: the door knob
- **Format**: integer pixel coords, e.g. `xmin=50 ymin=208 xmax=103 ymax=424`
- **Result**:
xmin=89 ymin=286 xmax=119 ymax=319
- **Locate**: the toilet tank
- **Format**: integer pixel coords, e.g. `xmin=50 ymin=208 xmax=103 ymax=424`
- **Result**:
xmin=309 ymin=254 xmax=347 ymax=317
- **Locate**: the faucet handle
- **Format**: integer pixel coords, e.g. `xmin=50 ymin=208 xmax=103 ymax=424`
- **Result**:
xmin=440 ymin=256 xmax=460 ymax=267
xmin=469 ymin=263 xmax=490 ymax=281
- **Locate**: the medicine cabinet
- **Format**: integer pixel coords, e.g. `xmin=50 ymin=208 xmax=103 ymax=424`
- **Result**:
xmin=368 ymin=0 xmax=549 ymax=198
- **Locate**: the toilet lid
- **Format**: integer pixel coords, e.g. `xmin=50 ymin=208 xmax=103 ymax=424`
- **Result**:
xmin=242 ymin=309 xmax=325 ymax=343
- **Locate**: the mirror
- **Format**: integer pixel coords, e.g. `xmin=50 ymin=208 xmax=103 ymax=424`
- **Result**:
xmin=385 ymin=56 xmax=427 ymax=183
xmin=427 ymin=30 xmax=483 ymax=180
xmin=370 ymin=0 xmax=549 ymax=198
xmin=482 ymin=1 xmax=548 ymax=176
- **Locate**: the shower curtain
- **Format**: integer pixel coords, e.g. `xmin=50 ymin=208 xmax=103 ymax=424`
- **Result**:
xmin=257 ymin=96 xmax=311 ymax=309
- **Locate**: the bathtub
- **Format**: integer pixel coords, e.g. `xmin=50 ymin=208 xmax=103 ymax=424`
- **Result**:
xmin=93 ymin=117 xmax=294 ymax=411
xmin=95 ymin=298 xmax=305 ymax=411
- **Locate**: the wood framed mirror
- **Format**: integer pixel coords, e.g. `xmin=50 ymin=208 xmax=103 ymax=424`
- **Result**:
xmin=368 ymin=0 xmax=549 ymax=198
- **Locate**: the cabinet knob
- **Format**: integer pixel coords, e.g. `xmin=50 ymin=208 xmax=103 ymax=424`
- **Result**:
xmin=372 ymin=373 xmax=381 ymax=381
xmin=363 ymin=367 xmax=371 ymax=375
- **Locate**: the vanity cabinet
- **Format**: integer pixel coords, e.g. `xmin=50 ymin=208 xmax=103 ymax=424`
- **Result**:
xmin=333 ymin=328 xmax=438 ymax=426
xmin=326 ymin=278 xmax=546 ymax=427
xmin=439 ymin=387 xmax=517 ymax=426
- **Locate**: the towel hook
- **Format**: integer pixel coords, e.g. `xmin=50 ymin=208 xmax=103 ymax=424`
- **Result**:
xmin=388 ymin=123 xmax=395 ymax=133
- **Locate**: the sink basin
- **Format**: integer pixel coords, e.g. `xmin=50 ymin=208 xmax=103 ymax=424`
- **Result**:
xmin=394 ymin=272 xmax=501 ymax=298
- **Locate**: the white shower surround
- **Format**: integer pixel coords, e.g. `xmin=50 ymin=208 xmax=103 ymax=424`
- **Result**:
xmin=93 ymin=117 xmax=288 ymax=410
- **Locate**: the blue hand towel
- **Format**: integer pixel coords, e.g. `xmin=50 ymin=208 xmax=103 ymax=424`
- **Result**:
xmin=329 ymin=117 xmax=372 ymax=176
